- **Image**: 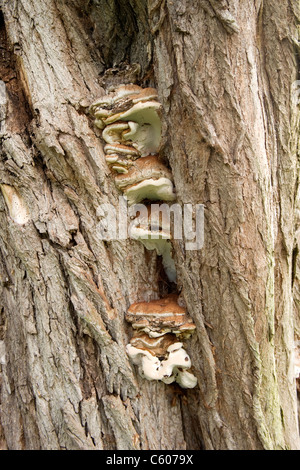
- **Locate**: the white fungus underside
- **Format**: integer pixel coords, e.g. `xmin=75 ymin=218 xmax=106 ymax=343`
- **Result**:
xmin=126 ymin=342 xmax=197 ymax=389
xmin=103 ymin=102 xmax=162 ymax=157
xmin=124 ymin=177 xmax=176 ymax=206
xmin=129 ymin=227 xmax=176 ymax=282
xmin=123 ymin=120 xmax=161 ymax=156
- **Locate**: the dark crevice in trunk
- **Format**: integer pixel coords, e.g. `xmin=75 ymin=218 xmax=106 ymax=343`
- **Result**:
xmin=0 ymin=10 xmax=33 ymax=139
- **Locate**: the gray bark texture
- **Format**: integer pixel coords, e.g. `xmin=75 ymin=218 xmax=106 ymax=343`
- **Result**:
xmin=0 ymin=0 xmax=299 ymax=450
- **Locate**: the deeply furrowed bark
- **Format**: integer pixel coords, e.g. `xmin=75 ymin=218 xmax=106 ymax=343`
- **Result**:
xmin=0 ymin=0 xmax=299 ymax=450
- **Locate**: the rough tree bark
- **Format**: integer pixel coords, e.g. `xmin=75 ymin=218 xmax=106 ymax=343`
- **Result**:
xmin=0 ymin=0 xmax=299 ymax=450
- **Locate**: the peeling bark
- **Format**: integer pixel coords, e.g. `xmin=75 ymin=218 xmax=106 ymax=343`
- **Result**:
xmin=0 ymin=0 xmax=299 ymax=450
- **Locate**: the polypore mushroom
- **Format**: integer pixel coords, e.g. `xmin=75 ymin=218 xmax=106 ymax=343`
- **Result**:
xmin=125 ymin=294 xmax=196 ymax=339
xmin=0 ymin=184 xmax=30 ymax=225
xmin=125 ymin=295 xmax=197 ymax=388
xmin=122 ymin=119 xmax=161 ymax=157
xmin=124 ymin=178 xmax=175 ymax=206
xmin=103 ymin=101 xmax=162 ymax=157
xmin=111 ymin=165 xmax=129 ymax=174
xmin=121 ymin=120 xmax=159 ymax=156
xmin=175 ymin=370 xmax=198 ymax=389
xmin=114 ymin=155 xmax=172 ymax=189
xmin=126 ymin=340 xmax=197 ymax=388
xmin=91 ymin=86 xmax=176 ymax=200
xmin=114 ymin=155 xmax=176 ymax=205
xmin=91 ymin=85 xmax=158 ymax=114
xmin=103 ymin=88 xmax=160 ymax=118
xmin=129 ymin=331 xmax=179 ymax=359
xmin=122 ymin=87 xmax=159 ymax=105
xmin=104 ymin=143 xmax=140 ymax=158
xmin=90 ymin=85 xmax=160 ymax=148
xmin=125 ymin=344 xmax=161 ymax=380
xmin=105 ymin=155 xmax=135 ymax=174
xmin=91 ymin=85 xmax=197 ymax=388
xmin=104 ymin=143 xmax=140 ymax=173
xmin=128 ymin=202 xmax=176 ymax=282
xmin=102 ymin=122 xmax=130 ymax=145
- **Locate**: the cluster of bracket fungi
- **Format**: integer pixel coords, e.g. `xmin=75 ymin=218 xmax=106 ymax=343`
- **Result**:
xmin=125 ymin=295 xmax=197 ymax=389
xmin=89 ymin=84 xmax=176 ymax=206
xmin=90 ymin=85 xmax=197 ymax=388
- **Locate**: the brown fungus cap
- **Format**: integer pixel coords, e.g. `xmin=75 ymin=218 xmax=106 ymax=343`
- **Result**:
xmin=113 ymin=155 xmax=175 ymax=205
xmin=90 ymin=85 xmax=159 ymax=121
xmin=90 ymin=84 xmax=162 ymax=156
xmin=126 ymin=294 xmax=196 ymax=337
xmin=114 ymin=155 xmax=173 ymax=190
xmin=104 ymin=143 xmax=140 ymax=156
xmin=129 ymin=332 xmax=178 ymax=358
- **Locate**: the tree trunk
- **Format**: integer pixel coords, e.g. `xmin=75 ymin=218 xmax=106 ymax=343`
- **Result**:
xmin=0 ymin=0 xmax=299 ymax=450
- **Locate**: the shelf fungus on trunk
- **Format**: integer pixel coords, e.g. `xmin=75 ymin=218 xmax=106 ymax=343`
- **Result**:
xmin=89 ymin=85 xmax=176 ymax=204
xmin=90 ymin=86 xmax=196 ymax=387
xmin=128 ymin=202 xmax=176 ymax=282
xmin=125 ymin=295 xmax=197 ymax=389
xmin=115 ymin=154 xmax=176 ymax=205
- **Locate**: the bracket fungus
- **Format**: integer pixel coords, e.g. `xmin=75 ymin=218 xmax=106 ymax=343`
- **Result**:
xmin=114 ymin=155 xmax=175 ymax=205
xmin=90 ymin=84 xmax=176 ymax=203
xmin=90 ymin=86 xmax=197 ymax=388
xmin=125 ymin=295 xmax=196 ymax=339
xmin=129 ymin=332 xmax=178 ymax=358
xmin=104 ymin=101 xmax=162 ymax=157
xmin=91 ymin=85 xmax=178 ymax=280
xmin=90 ymin=85 xmax=161 ymax=157
xmin=102 ymin=122 xmax=131 ymax=145
xmin=104 ymin=143 xmax=140 ymax=174
xmin=123 ymin=178 xmax=176 ymax=206
xmin=126 ymin=341 xmax=197 ymax=388
xmin=128 ymin=203 xmax=176 ymax=283
xmin=125 ymin=295 xmax=197 ymax=389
